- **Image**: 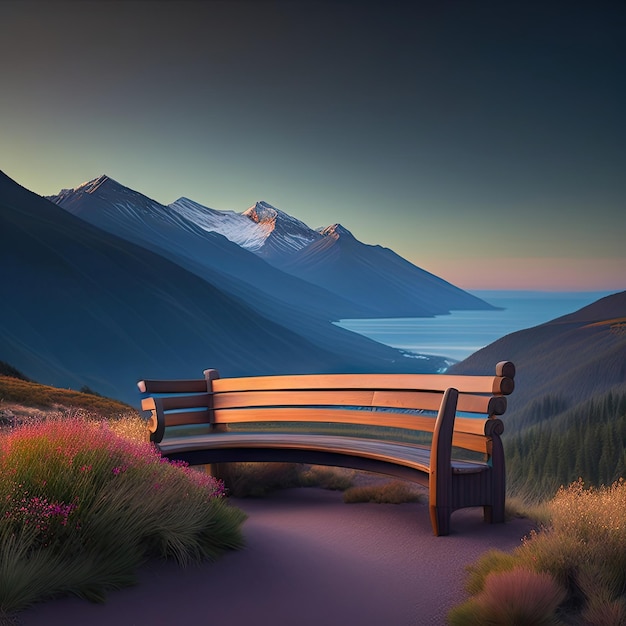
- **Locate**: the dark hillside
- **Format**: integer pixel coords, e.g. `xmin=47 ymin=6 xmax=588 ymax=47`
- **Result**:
xmin=449 ymin=291 xmax=626 ymax=499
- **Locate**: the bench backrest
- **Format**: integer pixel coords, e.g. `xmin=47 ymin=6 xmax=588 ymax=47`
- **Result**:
xmin=138 ymin=362 xmax=515 ymax=459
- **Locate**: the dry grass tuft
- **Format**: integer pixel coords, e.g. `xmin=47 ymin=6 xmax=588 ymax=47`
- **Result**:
xmin=581 ymin=596 xmax=626 ymax=626
xmin=450 ymin=567 xmax=566 ymax=625
xmin=299 ymin=466 xmax=355 ymax=491
xmin=224 ymin=462 xmax=355 ymax=497
xmin=504 ymin=495 xmax=551 ymax=525
xmin=343 ymin=480 xmax=424 ymax=504
xmin=452 ymin=478 xmax=626 ymax=624
xmin=224 ymin=462 xmax=304 ymax=497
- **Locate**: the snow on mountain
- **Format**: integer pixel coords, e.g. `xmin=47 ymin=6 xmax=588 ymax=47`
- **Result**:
xmin=243 ymin=201 xmax=322 ymax=260
xmin=318 ymin=223 xmax=355 ymax=240
xmin=170 ymin=197 xmax=267 ymax=252
xmin=170 ymin=198 xmax=322 ymax=261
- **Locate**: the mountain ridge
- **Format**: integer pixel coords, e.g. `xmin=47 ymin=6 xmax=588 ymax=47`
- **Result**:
xmin=52 ymin=174 xmax=494 ymax=319
xmin=448 ymin=290 xmax=626 ymax=431
xmin=3 ymin=170 xmax=435 ymax=405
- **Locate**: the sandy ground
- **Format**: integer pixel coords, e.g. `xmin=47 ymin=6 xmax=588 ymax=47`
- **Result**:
xmin=17 ymin=487 xmax=535 ymax=626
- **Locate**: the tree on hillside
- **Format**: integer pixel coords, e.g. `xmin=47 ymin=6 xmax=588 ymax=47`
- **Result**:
xmin=0 ymin=360 xmax=30 ymax=382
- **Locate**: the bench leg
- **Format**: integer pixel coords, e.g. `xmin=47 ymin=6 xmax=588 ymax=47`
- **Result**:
xmin=429 ymin=505 xmax=451 ymax=536
xmin=483 ymin=503 xmax=505 ymax=524
xmin=206 ymin=463 xmax=233 ymax=484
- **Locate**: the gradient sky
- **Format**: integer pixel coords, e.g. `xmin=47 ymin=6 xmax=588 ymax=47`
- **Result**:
xmin=2 ymin=0 xmax=624 ymax=291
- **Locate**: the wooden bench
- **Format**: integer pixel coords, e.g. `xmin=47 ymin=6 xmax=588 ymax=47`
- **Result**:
xmin=138 ymin=361 xmax=515 ymax=536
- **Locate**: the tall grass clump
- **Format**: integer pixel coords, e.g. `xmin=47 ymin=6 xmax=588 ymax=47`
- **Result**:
xmin=0 ymin=418 xmax=246 ymax=616
xmin=449 ymin=478 xmax=626 ymax=625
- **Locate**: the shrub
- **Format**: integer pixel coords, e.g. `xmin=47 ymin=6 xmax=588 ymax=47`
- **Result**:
xmin=449 ymin=567 xmax=566 ymax=626
xmin=224 ymin=462 xmax=355 ymax=497
xmin=224 ymin=462 xmax=304 ymax=497
xmin=451 ymin=478 xmax=626 ymax=624
xmin=300 ymin=465 xmax=355 ymax=491
xmin=462 ymin=549 xmax=520 ymax=596
xmin=0 ymin=418 xmax=245 ymax=615
xmin=343 ymin=480 xmax=423 ymax=504
xmin=0 ymin=362 xmax=30 ymax=381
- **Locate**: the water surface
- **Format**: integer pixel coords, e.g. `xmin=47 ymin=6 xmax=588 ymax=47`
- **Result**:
xmin=335 ymin=290 xmax=615 ymax=362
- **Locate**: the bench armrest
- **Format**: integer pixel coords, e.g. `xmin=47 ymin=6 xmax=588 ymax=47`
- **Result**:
xmin=429 ymin=387 xmax=459 ymax=533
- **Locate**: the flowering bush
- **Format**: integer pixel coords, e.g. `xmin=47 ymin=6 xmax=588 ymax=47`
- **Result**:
xmin=3 ymin=489 xmax=76 ymax=552
xmin=0 ymin=417 xmax=245 ymax=615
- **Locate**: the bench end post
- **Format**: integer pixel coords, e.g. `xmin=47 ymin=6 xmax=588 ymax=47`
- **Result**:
xmin=429 ymin=387 xmax=459 ymax=536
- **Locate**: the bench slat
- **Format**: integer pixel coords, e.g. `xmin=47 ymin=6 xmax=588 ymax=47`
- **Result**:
xmin=142 ymin=393 xmax=212 ymax=412
xmin=211 ymin=372 xmax=514 ymax=395
xmin=213 ymin=406 xmax=439 ymax=432
xmin=160 ymin=408 xmax=213 ymax=428
xmin=454 ymin=416 xmax=497 ymax=436
xmin=213 ymin=389 xmax=505 ymax=416
xmin=214 ymin=390 xmax=375 ymax=410
xmin=138 ymin=379 xmax=207 ymax=394
xmin=452 ymin=431 xmax=489 ymax=454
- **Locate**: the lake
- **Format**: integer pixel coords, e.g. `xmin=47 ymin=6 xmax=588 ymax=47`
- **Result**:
xmin=335 ymin=290 xmax=616 ymax=363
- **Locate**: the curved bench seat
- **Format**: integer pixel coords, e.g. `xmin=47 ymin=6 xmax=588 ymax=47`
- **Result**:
xmin=138 ymin=362 xmax=515 ymax=536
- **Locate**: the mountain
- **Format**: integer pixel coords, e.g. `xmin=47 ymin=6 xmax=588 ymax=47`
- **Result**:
xmin=46 ymin=176 xmax=453 ymax=367
xmin=47 ymin=174 xmax=497 ymax=361
xmin=0 ymin=171 xmax=427 ymax=406
xmin=279 ymin=222 xmax=494 ymax=317
xmin=48 ymin=175 xmax=373 ymax=321
xmin=169 ymin=195 xmax=495 ymax=317
xmin=447 ymin=290 xmax=626 ymax=431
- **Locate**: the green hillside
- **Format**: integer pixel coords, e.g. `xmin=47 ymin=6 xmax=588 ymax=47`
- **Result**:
xmin=506 ymin=389 xmax=626 ymax=498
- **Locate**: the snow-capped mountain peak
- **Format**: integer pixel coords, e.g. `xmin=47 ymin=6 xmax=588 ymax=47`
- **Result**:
xmin=243 ymin=200 xmax=279 ymax=224
xmin=170 ymin=197 xmax=268 ymax=252
xmin=169 ymin=198 xmax=322 ymax=260
xmin=242 ymin=202 xmax=323 ymax=259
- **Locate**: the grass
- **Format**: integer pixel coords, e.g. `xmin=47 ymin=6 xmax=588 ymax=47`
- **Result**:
xmin=0 ymin=413 xmax=247 ymax=619
xmin=343 ymin=480 xmax=424 ymax=504
xmin=222 ymin=462 xmax=356 ymax=497
xmin=219 ymin=461 xmax=428 ymax=505
xmin=449 ymin=478 xmax=626 ymax=625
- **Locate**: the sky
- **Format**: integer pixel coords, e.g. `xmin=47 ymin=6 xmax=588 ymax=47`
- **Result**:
xmin=1 ymin=0 xmax=625 ymax=292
